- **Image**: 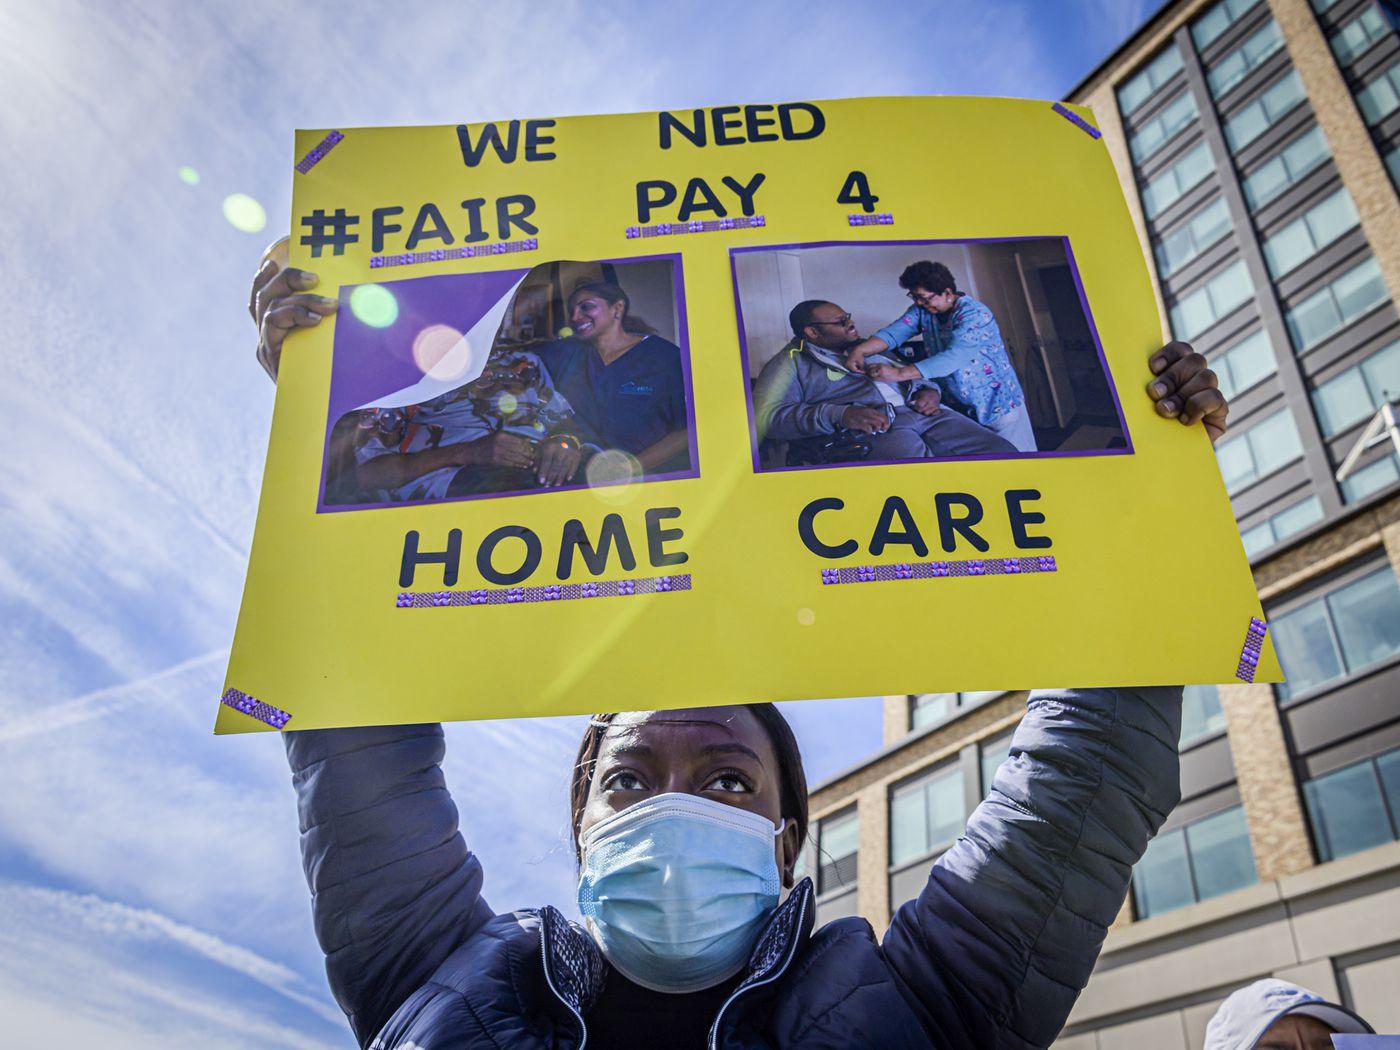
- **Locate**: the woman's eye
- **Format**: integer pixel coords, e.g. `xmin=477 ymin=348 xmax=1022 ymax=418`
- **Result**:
xmin=605 ymin=771 xmax=644 ymax=791
xmin=708 ymin=772 xmax=752 ymax=793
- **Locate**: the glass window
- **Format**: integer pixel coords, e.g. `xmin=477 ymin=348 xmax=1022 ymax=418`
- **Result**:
xmin=1208 ymin=20 xmax=1285 ymax=97
xmin=1142 ymin=142 xmax=1215 ymax=219
xmin=911 ymin=692 xmax=954 ymax=731
xmin=1181 ymin=684 xmax=1227 ymax=744
xmin=1286 ymin=257 xmax=1390 ymax=352
xmin=1386 ymin=145 xmax=1400 ymax=189
xmin=1312 ymin=0 xmax=1345 ymax=10
xmin=1272 ymin=565 xmax=1400 ymax=697
xmin=1356 ymin=63 xmax=1400 ymax=126
xmin=1130 ymin=92 xmax=1200 ymax=163
xmin=1262 ymin=189 xmax=1360 ymax=277
xmin=1133 ymin=805 xmax=1258 ymax=918
xmin=979 ymin=731 xmax=1015 ymax=794
xmin=1243 ymin=126 xmax=1332 ymax=210
xmin=1240 ymin=496 xmax=1324 ymax=558
xmin=1212 ymin=328 xmax=1278 ymax=399
xmin=890 ymin=765 xmax=966 ymax=866
xmin=1303 ymin=747 xmax=1400 ymax=861
xmin=1224 ymin=71 xmax=1308 ymax=151
xmin=1170 ymin=259 xmax=1254 ymax=339
xmin=1194 ymin=0 xmax=1263 ymax=49
xmin=1119 ymin=46 xmax=1186 ymax=116
xmin=816 ymin=809 xmax=859 ymax=894
xmin=1342 ymin=452 xmax=1400 ymax=502
xmin=1331 ymin=4 xmax=1392 ymax=65
xmin=1312 ymin=341 xmax=1400 ymax=435
xmin=1156 ymin=197 xmax=1232 ymax=276
xmin=1214 ymin=408 xmax=1303 ymax=493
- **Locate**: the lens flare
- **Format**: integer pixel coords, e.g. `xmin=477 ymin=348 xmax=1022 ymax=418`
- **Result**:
xmin=496 ymin=392 xmax=519 ymax=417
xmin=796 ymin=608 xmax=816 ymax=626
xmin=411 ymin=324 xmax=471 ymax=379
xmin=222 ymin=193 xmax=267 ymax=233
xmin=586 ymin=449 xmax=643 ymax=505
xmin=349 ymin=284 xmax=398 ymax=328
xmin=177 ymin=166 xmax=200 ymax=186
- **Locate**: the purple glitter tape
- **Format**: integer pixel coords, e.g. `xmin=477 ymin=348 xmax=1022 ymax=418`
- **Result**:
xmin=820 ymin=556 xmax=1056 ymax=585
xmin=295 ymin=130 xmax=344 ymax=174
xmin=1235 ymin=617 xmax=1269 ymax=683
xmin=625 ymin=216 xmax=765 ymax=239
xmin=370 ymin=238 xmax=538 ymax=269
xmin=220 ymin=687 xmax=292 ymax=730
xmin=1051 ymin=103 xmax=1102 ymax=140
xmin=848 ymin=213 xmax=895 ymax=226
xmin=397 ymin=572 xmax=693 ymax=609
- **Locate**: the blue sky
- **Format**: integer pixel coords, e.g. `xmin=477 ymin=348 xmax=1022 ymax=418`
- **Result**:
xmin=0 ymin=0 xmax=1152 ymax=1044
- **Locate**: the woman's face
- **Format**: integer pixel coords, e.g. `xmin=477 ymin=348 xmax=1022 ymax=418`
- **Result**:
xmin=579 ymin=707 xmax=802 ymax=887
xmin=569 ymin=293 xmax=624 ymax=342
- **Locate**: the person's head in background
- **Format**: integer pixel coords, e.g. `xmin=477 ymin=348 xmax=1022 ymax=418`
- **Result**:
xmin=898 ymin=260 xmax=959 ymax=315
xmin=1204 ymin=978 xmax=1374 ymax=1050
xmin=789 ymin=299 xmax=860 ymax=352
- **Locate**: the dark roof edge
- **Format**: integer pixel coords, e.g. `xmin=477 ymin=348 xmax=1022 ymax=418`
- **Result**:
xmin=1064 ymin=0 xmax=1184 ymax=103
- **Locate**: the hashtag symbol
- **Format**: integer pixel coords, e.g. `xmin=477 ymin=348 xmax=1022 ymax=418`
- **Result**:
xmin=299 ymin=208 xmax=360 ymax=257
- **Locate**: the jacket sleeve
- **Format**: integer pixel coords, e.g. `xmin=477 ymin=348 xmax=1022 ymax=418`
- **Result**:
xmin=880 ymin=687 xmax=1182 ymax=1049
xmin=285 ymin=723 xmax=495 ymax=1048
xmin=754 ymin=346 xmax=846 ymax=440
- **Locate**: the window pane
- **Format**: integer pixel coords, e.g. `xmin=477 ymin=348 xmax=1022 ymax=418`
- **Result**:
xmin=890 ymin=786 xmax=928 ymax=866
xmin=1271 ymin=495 xmax=1324 ymax=540
xmin=980 ymin=734 xmax=1013 ymax=794
xmin=1242 ymin=521 xmax=1276 ymax=557
xmin=1225 ymin=72 xmax=1306 ymax=151
xmin=1361 ymin=341 xmax=1400 ymax=405
xmin=1217 ymin=430 xmax=1258 ymax=490
xmin=912 ymin=692 xmax=954 ymax=731
xmin=1272 ymin=598 xmax=1344 ymax=697
xmin=1244 ymin=125 xmax=1331 ymax=210
xmin=1342 ymin=453 xmax=1400 ymax=502
xmin=1133 ymin=828 xmax=1195 ymax=917
xmin=1315 ymin=367 xmax=1379 ymax=435
xmin=1248 ymin=410 xmax=1302 ymax=477
xmin=1327 ymin=568 xmax=1400 ymax=675
xmin=1131 ymin=91 xmax=1200 ymax=163
xmin=1220 ymin=329 xmax=1277 ymax=398
xmin=1331 ymin=4 xmax=1390 ymax=64
xmin=1120 ymin=46 xmax=1185 ymax=116
xmin=1194 ymin=0 xmax=1262 ymax=48
xmin=1186 ymin=807 xmax=1258 ymax=900
xmin=925 ymin=769 xmax=966 ymax=848
xmin=1333 ymin=258 xmax=1388 ymax=324
xmin=1377 ymin=749 xmax=1400 ymax=821
xmin=1181 ymin=684 xmax=1227 ymax=744
xmin=1210 ymin=259 xmax=1254 ymax=317
xmin=1209 ymin=21 xmax=1284 ymax=97
xmin=1304 ymin=189 xmax=1359 ymax=246
xmin=1144 ymin=142 xmax=1213 ymax=219
xmin=1264 ymin=221 xmax=1316 ymax=276
xmin=1305 ymin=761 xmax=1392 ymax=860
xmin=821 ymin=811 xmax=858 ymax=858
xmin=1157 ymin=198 xmax=1232 ymax=276
xmin=1357 ymin=64 xmax=1400 ymax=125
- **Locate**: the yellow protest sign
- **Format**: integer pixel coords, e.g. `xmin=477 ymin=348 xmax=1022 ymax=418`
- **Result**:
xmin=216 ymin=96 xmax=1279 ymax=734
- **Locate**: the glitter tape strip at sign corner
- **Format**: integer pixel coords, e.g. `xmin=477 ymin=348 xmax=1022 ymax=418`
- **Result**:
xmin=220 ymin=688 xmax=292 ymax=729
xmin=625 ymin=216 xmax=766 ymax=239
xmin=295 ymin=130 xmax=345 ymax=174
xmin=848 ymin=213 xmax=895 ymax=226
xmin=1050 ymin=103 xmax=1102 ymax=140
xmin=397 ymin=572 xmax=693 ymax=608
xmin=370 ymin=237 xmax=539 ymax=270
xmin=1235 ymin=617 xmax=1269 ymax=683
xmin=820 ymin=555 xmax=1057 ymax=585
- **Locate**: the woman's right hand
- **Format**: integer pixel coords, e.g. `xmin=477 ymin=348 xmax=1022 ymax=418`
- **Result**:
xmin=462 ymin=431 xmax=536 ymax=470
xmin=249 ymin=238 xmax=338 ymax=383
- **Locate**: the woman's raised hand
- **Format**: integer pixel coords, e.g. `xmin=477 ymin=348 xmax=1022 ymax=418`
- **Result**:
xmin=249 ymin=237 xmax=338 ymax=383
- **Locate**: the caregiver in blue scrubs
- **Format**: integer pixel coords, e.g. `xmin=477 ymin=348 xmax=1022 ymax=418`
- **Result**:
xmin=539 ymin=280 xmax=692 ymax=476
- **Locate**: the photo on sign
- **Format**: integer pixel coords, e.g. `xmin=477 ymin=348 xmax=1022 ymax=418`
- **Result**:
xmin=318 ymin=255 xmax=695 ymax=511
xmin=730 ymin=238 xmax=1131 ymax=472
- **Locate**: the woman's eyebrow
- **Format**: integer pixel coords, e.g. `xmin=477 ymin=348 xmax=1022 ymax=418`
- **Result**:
xmin=696 ymin=742 xmax=763 ymax=763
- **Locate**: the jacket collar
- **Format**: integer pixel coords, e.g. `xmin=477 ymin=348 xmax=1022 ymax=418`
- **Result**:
xmin=536 ymin=877 xmax=817 ymax=1018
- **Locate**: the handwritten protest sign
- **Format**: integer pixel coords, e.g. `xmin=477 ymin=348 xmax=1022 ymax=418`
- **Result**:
xmin=216 ymin=96 xmax=1280 ymax=733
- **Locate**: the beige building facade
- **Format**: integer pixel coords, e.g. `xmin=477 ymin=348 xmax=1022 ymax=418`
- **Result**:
xmin=800 ymin=0 xmax=1400 ymax=1045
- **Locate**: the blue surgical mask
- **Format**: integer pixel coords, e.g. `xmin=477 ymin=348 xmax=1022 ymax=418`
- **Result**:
xmin=577 ymin=792 xmax=785 ymax=994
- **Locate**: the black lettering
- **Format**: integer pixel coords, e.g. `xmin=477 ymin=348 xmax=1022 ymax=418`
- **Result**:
xmin=744 ymin=105 xmax=779 ymax=142
xmin=711 ymin=105 xmax=744 ymax=145
xmin=836 ymin=170 xmax=879 ymax=213
xmin=476 ymin=525 xmax=542 ymax=585
xmin=405 ymin=203 xmax=454 ymax=249
xmin=934 ymin=493 xmax=988 ymax=553
xmin=495 ymin=194 xmax=538 ymax=238
xmin=645 ymin=507 xmax=689 ymax=567
xmin=456 ymin=121 xmax=521 ymax=166
xmin=459 ymin=198 xmax=489 ymax=242
xmin=557 ymin=515 xmax=637 ymax=578
xmin=778 ymin=102 xmax=826 ymax=141
xmin=721 ymin=173 xmax=766 ymax=216
xmin=524 ymin=120 xmax=556 ymax=161
xmin=1006 ymin=489 xmax=1052 ymax=549
xmin=371 ymin=206 xmax=404 ymax=252
xmin=869 ymin=496 xmax=929 ymax=557
xmin=797 ymin=497 xmax=858 ymax=559
xmin=399 ymin=529 xmax=461 ymax=588
xmin=658 ymin=110 xmax=706 ymax=149
xmin=678 ymin=178 xmax=726 ymax=221
xmin=636 ymin=180 xmax=677 ymax=222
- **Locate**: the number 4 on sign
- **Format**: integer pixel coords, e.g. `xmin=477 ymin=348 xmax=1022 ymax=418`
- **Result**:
xmin=837 ymin=171 xmax=879 ymax=213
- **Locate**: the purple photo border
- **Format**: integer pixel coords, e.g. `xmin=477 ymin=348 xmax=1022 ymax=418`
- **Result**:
xmin=318 ymin=251 xmax=700 ymax=514
xmin=727 ymin=236 xmax=1135 ymax=476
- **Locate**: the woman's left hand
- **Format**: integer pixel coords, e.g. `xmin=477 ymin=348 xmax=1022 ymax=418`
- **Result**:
xmin=536 ymin=438 xmax=583 ymax=487
xmin=1146 ymin=341 xmax=1229 ymax=444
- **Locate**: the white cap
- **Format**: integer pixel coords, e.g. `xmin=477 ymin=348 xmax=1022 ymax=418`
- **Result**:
xmin=1204 ymin=978 xmax=1374 ymax=1049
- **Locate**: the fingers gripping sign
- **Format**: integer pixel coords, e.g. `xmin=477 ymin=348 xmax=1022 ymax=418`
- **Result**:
xmin=252 ymin=236 xmax=338 ymax=382
xmin=1147 ymin=341 xmax=1229 ymax=444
